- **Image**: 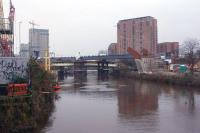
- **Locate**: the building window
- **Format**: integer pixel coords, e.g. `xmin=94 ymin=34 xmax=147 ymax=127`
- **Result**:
xmin=146 ymin=21 xmax=150 ymax=26
xmin=140 ymin=22 xmax=142 ymax=27
xmin=123 ymin=23 xmax=126 ymax=29
xmin=117 ymin=24 xmax=120 ymax=29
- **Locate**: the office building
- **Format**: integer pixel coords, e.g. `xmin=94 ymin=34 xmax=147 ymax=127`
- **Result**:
xmin=29 ymin=28 xmax=49 ymax=58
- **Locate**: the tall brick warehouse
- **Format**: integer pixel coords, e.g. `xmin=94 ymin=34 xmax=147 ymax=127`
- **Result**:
xmin=117 ymin=16 xmax=157 ymax=56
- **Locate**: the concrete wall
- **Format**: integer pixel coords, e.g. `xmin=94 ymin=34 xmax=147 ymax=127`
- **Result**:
xmin=0 ymin=57 xmax=28 ymax=84
xmin=136 ymin=58 xmax=166 ymax=73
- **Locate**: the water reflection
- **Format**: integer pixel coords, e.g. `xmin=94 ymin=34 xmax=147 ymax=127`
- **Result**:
xmin=43 ymin=72 xmax=200 ymax=133
xmin=171 ymin=88 xmax=195 ymax=115
xmin=117 ymin=81 xmax=158 ymax=116
xmin=116 ymin=80 xmax=159 ymax=133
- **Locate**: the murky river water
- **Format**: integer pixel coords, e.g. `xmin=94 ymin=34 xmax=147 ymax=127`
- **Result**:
xmin=42 ymin=71 xmax=200 ymax=133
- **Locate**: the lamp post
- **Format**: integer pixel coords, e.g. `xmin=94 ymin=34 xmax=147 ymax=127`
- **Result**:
xmin=18 ymin=21 xmax=22 ymax=55
xmin=50 ymin=52 xmax=55 ymax=57
xmin=19 ymin=21 xmax=22 ymax=44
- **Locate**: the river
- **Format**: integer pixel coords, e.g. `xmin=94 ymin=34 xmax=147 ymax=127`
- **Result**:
xmin=41 ymin=71 xmax=200 ymax=133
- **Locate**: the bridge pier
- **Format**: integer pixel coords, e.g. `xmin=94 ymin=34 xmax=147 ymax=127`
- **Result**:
xmin=97 ymin=60 xmax=109 ymax=80
xmin=74 ymin=61 xmax=87 ymax=80
xmin=58 ymin=66 xmax=65 ymax=81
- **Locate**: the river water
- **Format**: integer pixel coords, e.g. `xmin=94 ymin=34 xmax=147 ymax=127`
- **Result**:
xmin=42 ymin=71 xmax=200 ymax=133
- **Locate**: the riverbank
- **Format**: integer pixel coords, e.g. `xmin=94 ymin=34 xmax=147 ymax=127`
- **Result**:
xmin=0 ymin=59 xmax=56 ymax=133
xmin=120 ymin=71 xmax=200 ymax=87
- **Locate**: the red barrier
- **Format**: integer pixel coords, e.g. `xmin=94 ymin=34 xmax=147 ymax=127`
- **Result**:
xmin=7 ymin=84 xmax=29 ymax=96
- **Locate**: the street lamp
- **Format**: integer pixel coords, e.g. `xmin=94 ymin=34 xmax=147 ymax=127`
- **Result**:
xmin=18 ymin=21 xmax=22 ymax=55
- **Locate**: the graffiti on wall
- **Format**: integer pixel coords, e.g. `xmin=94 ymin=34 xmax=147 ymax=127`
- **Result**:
xmin=0 ymin=57 xmax=28 ymax=84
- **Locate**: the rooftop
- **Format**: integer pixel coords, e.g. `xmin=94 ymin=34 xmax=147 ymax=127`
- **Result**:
xmin=29 ymin=28 xmax=49 ymax=32
xmin=158 ymin=42 xmax=179 ymax=45
xmin=118 ymin=16 xmax=155 ymax=23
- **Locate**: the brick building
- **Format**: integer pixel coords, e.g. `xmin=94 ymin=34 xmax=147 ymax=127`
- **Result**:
xmin=108 ymin=43 xmax=119 ymax=55
xmin=157 ymin=42 xmax=179 ymax=59
xmin=117 ymin=16 xmax=157 ymax=56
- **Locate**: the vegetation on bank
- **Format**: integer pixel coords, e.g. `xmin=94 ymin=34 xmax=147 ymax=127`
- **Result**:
xmin=120 ymin=71 xmax=200 ymax=87
xmin=0 ymin=59 xmax=56 ymax=133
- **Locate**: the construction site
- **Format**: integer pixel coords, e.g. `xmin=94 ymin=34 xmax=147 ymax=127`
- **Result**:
xmin=0 ymin=0 xmax=30 ymax=97
xmin=0 ymin=0 xmax=14 ymax=57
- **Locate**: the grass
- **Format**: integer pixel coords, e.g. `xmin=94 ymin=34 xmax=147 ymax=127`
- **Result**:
xmin=120 ymin=71 xmax=200 ymax=87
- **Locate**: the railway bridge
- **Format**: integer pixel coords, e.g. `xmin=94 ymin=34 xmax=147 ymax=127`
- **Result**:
xmin=50 ymin=54 xmax=134 ymax=80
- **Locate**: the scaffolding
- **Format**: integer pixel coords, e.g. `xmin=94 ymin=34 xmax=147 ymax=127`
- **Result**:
xmin=0 ymin=0 xmax=15 ymax=57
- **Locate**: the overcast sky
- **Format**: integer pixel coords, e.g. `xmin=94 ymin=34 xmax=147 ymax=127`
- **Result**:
xmin=3 ymin=0 xmax=200 ymax=56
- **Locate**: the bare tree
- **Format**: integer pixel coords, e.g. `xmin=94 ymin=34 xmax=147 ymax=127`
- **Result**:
xmin=182 ymin=38 xmax=200 ymax=73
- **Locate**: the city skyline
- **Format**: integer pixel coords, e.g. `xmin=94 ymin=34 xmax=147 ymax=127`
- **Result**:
xmin=2 ymin=0 xmax=200 ymax=56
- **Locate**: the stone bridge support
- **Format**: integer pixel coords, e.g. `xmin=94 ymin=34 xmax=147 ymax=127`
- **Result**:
xmin=74 ymin=61 xmax=87 ymax=81
xmin=97 ymin=60 xmax=109 ymax=79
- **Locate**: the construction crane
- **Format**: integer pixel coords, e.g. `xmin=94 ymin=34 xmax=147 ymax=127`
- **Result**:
xmin=29 ymin=21 xmax=39 ymax=29
xmin=28 ymin=21 xmax=50 ymax=71
xmin=29 ymin=21 xmax=39 ymax=58
xmin=0 ymin=0 xmax=15 ymax=57
xmin=9 ymin=0 xmax=15 ymax=31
